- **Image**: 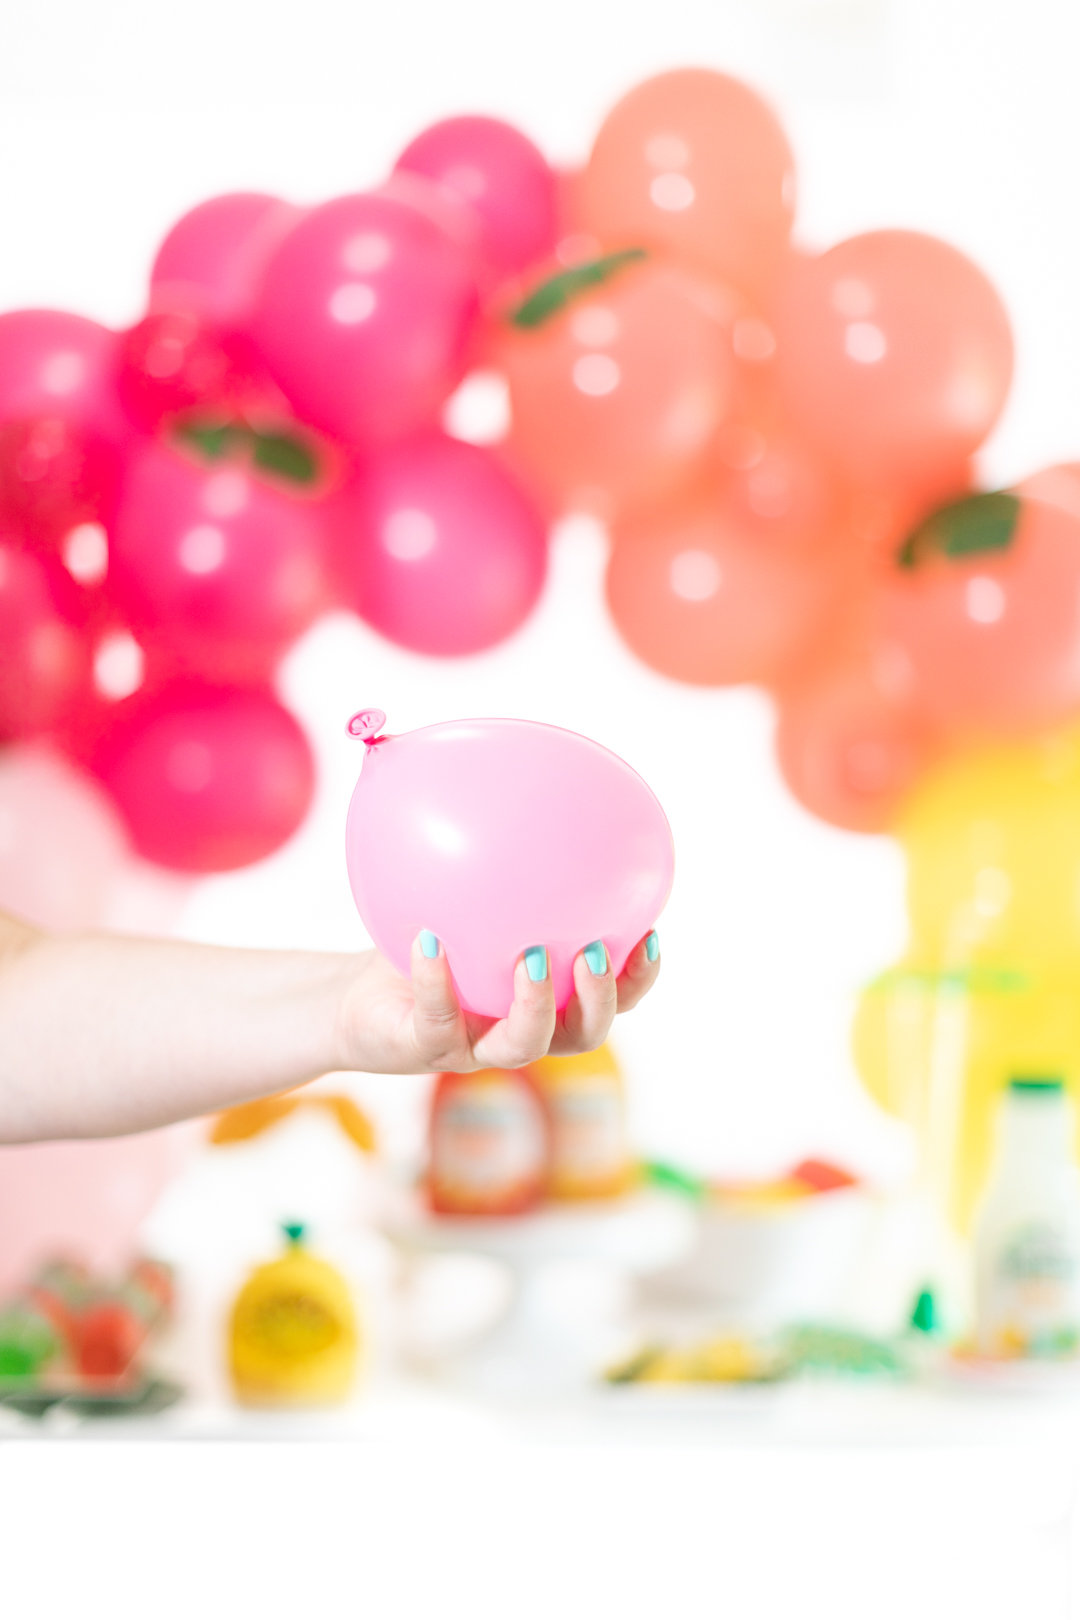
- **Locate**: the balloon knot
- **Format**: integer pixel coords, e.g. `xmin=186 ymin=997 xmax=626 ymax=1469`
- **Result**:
xmin=346 ymin=708 xmax=387 ymax=746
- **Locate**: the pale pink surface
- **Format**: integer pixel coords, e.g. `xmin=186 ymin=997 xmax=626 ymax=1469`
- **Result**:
xmin=395 ymin=115 xmax=558 ymax=278
xmin=249 ymin=192 xmax=479 ymax=446
xmin=0 ymin=1132 xmax=185 ymax=1298
xmin=0 ymin=310 xmax=129 ymax=444
xmin=333 ymin=432 xmax=547 ymax=655
xmin=0 ymin=745 xmax=128 ymax=929
xmin=773 ymin=231 xmax=1013 ymax=494
xmin=346 ymin=717 xmax=674 ymax=1016
xmin=149 ymin=192 xmax=302 ymax=324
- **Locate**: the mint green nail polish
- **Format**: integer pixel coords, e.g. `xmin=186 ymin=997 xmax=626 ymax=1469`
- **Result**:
xmin=646 ymin=930 xmax=659 ymax=963
xmin=419 ymin=930 xmax=439 ymax=959
xmin=524 ymin=945 xmax=548 ymax=982
xmin=584 ymin=940 xmax=607 ymax=976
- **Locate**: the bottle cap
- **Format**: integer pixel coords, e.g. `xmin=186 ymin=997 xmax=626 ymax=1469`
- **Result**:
xmin=1009 ymin=1076 xmax=1064 ymax=1093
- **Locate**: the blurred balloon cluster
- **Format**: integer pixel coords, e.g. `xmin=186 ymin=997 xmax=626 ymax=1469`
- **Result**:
xmin=4 ymin=65 xmax=1070 ymax=878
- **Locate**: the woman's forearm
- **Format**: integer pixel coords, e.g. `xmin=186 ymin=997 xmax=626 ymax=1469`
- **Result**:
xmin=0 ymin=917 xmax=364 ymax=1142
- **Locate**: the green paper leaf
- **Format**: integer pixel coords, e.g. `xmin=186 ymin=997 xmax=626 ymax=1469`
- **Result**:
xmin=898 ymin=490 xmax=1021 ymax=569
xmin=176 ymin=420 xmax=250 ymax=461
xmin=252 ymin=432 xmax=318 ymax=485
xmin=509 ymin=248 xmax=648 ymax=330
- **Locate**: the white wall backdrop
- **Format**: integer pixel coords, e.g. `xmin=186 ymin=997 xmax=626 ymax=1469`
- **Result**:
xmin=4 ymin=0 xmax=1079 ymax=1179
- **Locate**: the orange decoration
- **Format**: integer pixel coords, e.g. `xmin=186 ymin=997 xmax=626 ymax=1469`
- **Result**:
xmin=578 ymin=69 xmax=795 ymax=299
xmin=498 ymin=255 xmax=737 ymax=520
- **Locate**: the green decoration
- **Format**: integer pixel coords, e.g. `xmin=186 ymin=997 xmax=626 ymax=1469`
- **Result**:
xmin=509 ymin=248 xmax=648 ymax=330
xmin=898 ymin=491 xmax=1021 ymax=569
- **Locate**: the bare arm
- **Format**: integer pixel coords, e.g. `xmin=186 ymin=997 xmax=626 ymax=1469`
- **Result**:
xmin=0 ymin=912 xmax=660 ymax=1143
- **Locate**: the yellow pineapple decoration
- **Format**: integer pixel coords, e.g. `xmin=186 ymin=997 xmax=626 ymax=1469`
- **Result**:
xmin=229 ymin=1223 xmax=360 ymax=1407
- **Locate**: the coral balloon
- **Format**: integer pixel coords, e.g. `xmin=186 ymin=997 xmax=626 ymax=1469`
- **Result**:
xmin=498 ymin=256 xmax=736 ymax=518
xmin=150 ymin=192 xmax=301 ymax=326
xmin=345 ymin=715 xmax=674 ymax=1016
xmin=0 ymin=537 xmax=87 ymax=738
xmin=606 ymin=485 xmax=843 ymax=686
xmin=0 ymin=311 xmax=130 ymax=546
xmin=107 ymin=441 xmax=330 ymax=677
xmin=774 ymin=653 xmax=940 ymax=833
xmin=333 ymin=433 xmax=546 ymax=656
xmin=879 ymin=490 xmax=1080 ymax=732
xmin=249 ymin=191 xmax=479 ymax=446
xmin=579 ymin=69 xmax=795 ymax=298
xmin=395 ymin=116 xmax=558 ymax=280
xmin=94 ymin=683 xmax=315 ymax=872
xmin=772 ymin=231 xmax=1013 ymax=495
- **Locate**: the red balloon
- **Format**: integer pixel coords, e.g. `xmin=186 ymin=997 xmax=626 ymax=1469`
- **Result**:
xmin=93 ymin=682 xmax=315 ymax=872
xmin=878 ymin=488 xmax=1080 ymax=732
xmin=107 ymin=441 xmax=331 ymax=678
xmin=0 ymin=536 xmax=88 ymax=739
xmin=150 ymin=192 xmax=301 ymax=327
xmin=249 ymin=191 xmax=479 ymax=446
xmin=772 ymin=231 xmax=1013 ymax=497
xmin=606 ymin=481 xmax=845 ymax=687
xmin=333 ymin=432 xmax=547 ymax=655
xmin=394 ymin=116 xmax=558 ymax=281
xmin=0 ymin=311 xmax=130 ymax=547
xmin=773 ymin=643 xmax=941 ymax=833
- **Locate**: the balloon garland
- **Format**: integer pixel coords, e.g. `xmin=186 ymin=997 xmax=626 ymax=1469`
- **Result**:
xmin=0 ymin=67 xmax=1071 ymax=873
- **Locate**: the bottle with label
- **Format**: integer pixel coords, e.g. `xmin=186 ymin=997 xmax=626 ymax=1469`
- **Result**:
xmin=974 ymin=1077 xmax=1080 ymax=1359
xmin=530 ymin=1044 xmax=633 ymax=1201
xmin=428 ymin=1068 xmax=549 ymax=1216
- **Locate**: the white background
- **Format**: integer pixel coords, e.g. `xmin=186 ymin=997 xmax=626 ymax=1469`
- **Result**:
xmin=4 ymin=0 xmax=1080 ymax=1182
xmin=5 ymin=5 xmax=1080 ymax=1612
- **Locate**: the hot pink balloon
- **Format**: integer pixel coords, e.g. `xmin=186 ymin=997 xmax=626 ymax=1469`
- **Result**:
xmin=345 ymin=713 xmax=674 ymax=1016
xmin=150 ymin=192 xmax=302 ymax=326
xmin=107 ymin=440 xmax=331 ymax=676
xmin=394 ymin=115 xmax=558 ymax=280
xmin=249 ymin=191 xmax=479 ymax=446
xmin=0 ymin=537 xmax=88 ymax=739
xmin=0 ymin=311 xmax=131 ymax=545
xmin=333 ymin=433 xmax=547 ymax=655
xmin=772 ymin=231 xmax=1013 ymax=498
xmin=94 ymin=682 xmax=315 ymax=872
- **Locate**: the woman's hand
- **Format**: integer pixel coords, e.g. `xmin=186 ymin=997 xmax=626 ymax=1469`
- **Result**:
xmin=336 ymin=931 xmax=660 ymax=1075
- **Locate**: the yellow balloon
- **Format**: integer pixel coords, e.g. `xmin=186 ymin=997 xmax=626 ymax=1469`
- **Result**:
xmin=854 ymin=723 xmax=1080 ymax=1231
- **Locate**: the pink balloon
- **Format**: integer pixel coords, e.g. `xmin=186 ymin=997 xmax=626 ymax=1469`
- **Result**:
xmin=249 ymin=191 xmax=479 ymax=446
xmin=345 ymin=715 xmax=674 ymax=1016
xmin=333 ymin=433 xmax=547 ymax=655
xmin=150 ymin=192 xmax=302 ymax=326
xmin=394 ymin=115 xmax=558 ymax=279
xmin=108 ymin=440 xmax=331 ymax=677
xmin=94 ymin=682 xmax=315 ymax=873
xmin=0 ymin=1131 xmax=188 ymax=1299
xmin=0 ymin=745 xmax=129 ymax=929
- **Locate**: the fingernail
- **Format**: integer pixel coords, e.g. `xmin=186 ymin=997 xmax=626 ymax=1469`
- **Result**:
xmin=646 ymin=930 xmax=659 ymax=963
xmin=524 ymin=945 xmax=548 ymax=982
xmin=419 ymin=930 xmax=439 ymax=959
xmin=583 ymin=940 xmax=607 ymax=976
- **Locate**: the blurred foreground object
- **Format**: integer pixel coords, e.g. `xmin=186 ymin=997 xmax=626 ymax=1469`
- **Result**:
xmin=229 ymin=1222 xmax=360 ymax=1406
